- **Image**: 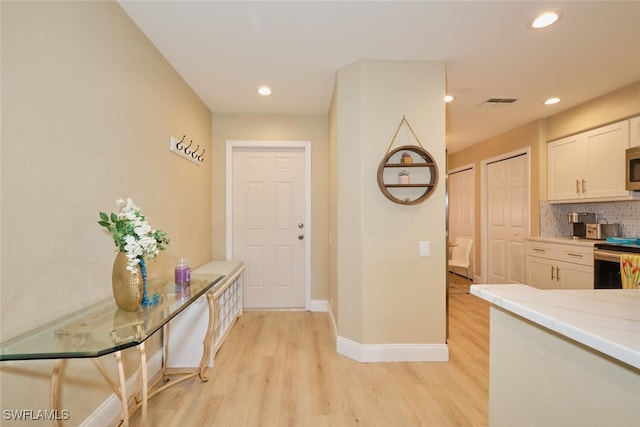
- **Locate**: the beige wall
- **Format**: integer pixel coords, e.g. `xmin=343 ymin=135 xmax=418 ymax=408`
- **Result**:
xmin=1 ymin=1 xmax=211 ymax=423
xmin=546 ymin=81 xmax=640 ymax=142
xmin=447 ymin=81 xmax=640 ymax=278
xmin=210 ymin=113 xmax=329 ymax=301
xmin=332 ymin=60 xmax=447 ymax=345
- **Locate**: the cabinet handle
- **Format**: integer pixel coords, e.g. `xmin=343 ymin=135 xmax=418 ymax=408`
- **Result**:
xmin=582 ymin=179 xmax=586 ymax=193
xmin=576 ymin=179 xmax=580 ymax=194
xmin=551 ymin=266 xmax=555 ymax=280
xmin=567 ymin=252 xmax=583 ymax=258
xmin=556 ymin=267 xmax=561 ymax=281
xmin=533 ymin=248 xmax=546 ymax=252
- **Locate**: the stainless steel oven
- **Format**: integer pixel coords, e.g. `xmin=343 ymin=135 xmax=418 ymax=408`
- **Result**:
xmin=594 ymin=242 xmax=640 ymax=289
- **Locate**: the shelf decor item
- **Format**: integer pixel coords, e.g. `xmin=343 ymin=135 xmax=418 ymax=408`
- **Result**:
xmin=377 ymin=116 xmax=439 ymax=205
xmin=399 ymin=170 xmax=410 ymax=184
xmin=98 ymin=198 xmax=170 ymax=311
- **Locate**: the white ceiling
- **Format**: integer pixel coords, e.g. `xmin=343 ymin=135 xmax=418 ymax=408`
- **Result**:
xmin=118 ymin=1 xmax=640 ymax=153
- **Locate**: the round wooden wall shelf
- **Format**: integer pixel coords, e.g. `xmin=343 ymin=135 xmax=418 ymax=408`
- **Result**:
xmin=377 ymin=145 xmax=439 ymax=205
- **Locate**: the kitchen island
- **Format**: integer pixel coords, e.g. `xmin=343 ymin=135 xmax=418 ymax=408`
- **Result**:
xmin=471 ymin=284 xmax=639 ymax=427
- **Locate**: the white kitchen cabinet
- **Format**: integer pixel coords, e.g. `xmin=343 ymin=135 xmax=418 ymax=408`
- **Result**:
xmin=548 ymin=134 xmax=584 ymax=200
xmin=548 ymin=120 xmax=630 ymax=201
xmin=557 ymin=261 xmax=594 ymax=289
xmin=630 ymin=116 xmax=640 ymax=147
xmin=524 ymin=239 xmax=593 ymax=289
xmin=526 ymin=256 xmax=557 ymax=289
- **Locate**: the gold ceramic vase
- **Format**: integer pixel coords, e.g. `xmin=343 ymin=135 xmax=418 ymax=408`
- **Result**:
xmin=112 ymin=252 xmax=143 ymax=312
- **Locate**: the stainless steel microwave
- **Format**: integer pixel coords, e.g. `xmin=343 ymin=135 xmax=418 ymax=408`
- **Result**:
xmin=626 ymin=146 xmax=640 ymax=191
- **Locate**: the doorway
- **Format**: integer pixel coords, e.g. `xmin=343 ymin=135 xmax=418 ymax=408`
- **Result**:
xmin=482 ymin=150 xmax=529 ymax=284
xmin=448 ymin=165 xmax=475 ymax=281
xmin=226 ymin=141 xmax=311 ymax=309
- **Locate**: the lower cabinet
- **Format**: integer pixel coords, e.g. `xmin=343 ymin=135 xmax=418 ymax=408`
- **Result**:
xmin=525 ymin=240 xmax=593 ymax=289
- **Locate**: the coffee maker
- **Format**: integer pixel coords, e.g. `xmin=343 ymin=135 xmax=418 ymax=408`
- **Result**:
xmin=567 ymin=212 xmax=596 ymax=238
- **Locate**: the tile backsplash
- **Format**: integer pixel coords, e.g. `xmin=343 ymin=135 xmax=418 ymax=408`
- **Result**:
xmin=539 ymin=200 xmax=640 ymax=238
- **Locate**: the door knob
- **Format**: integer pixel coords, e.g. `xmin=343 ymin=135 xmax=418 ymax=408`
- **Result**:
xmin=298 ymin=234 xmax=304 ymax=240
xmin=298 ymin=223 xmax=304 ymax=229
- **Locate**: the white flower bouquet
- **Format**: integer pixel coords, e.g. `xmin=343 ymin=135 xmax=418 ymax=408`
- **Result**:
xmin=98 ymin=198 xmax=170 ymax=273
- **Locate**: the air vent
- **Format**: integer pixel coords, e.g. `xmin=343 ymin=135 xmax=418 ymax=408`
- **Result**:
xmin=479 ymin=97 xmax=519 ymax=107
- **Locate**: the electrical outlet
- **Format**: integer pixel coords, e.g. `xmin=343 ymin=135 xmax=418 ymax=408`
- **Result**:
xmin=419 ymin=241 xmax=430 ymax=256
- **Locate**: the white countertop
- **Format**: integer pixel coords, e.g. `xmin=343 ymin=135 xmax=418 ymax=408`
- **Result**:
xmin=470 ymin=284 xmax=640 ymax=369
xmin=526 ymin=236 xmax=597 ymax=247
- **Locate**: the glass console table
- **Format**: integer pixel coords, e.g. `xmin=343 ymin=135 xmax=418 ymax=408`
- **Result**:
xmin=0 ymin=273 xmax=224 ymax=427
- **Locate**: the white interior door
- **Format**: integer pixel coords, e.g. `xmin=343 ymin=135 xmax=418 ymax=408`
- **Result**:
xmin=231 ymin=145 xmax=307 ymax=308
xmin=486 ymin=154 xmax=529 ymax=284
xmin=448 ymin=167 xmax=475 ymax=279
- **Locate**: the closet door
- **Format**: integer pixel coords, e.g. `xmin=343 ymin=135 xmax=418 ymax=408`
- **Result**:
xmin=486 ymin=154 xmax=529 ymax=284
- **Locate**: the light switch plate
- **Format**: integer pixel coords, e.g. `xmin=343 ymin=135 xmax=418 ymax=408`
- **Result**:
xmin=419 ymin=241 xmax=430 ymax=256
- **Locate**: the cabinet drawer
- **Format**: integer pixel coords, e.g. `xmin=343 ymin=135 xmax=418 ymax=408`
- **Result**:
xmin=557 ymin=246 xmax=593 ymax=267
xmin=526 ymin=243 xmax=558 ymax=258
xmin=525 ymin=241 xmax=593 ymax=266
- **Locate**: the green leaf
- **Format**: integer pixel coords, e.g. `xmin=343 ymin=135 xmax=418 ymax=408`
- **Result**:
xmin=97 ymin=221 xmax=110 ymax=228
xmin=110 ymin=213 xmax=118 ymax=223
xmin=99 ymin=212 xmax=109 ymax=221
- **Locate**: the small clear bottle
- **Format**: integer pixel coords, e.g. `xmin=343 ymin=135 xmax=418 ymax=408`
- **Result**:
xmin=175 ymin=258 xmax=191 ymax=286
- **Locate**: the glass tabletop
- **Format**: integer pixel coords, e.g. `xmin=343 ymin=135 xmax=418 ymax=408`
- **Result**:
xmin=0 ymin=274 xmax=224 ymax=361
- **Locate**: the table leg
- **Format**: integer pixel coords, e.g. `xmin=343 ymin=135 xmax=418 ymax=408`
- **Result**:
xmin=50 ymin=359 xmax=67 ymax=427
xmin=198 ymin=291 xmax=216 ymax=381
xmin=138 ymin=341 xmax=148 ymax=426
xmin=162 ymin=322 xmax=170 ymax=373
xmin=114 ymin=351 xmax=129 ymax=427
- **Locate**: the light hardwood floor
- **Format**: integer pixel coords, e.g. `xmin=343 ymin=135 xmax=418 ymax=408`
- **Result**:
xmin=130 ymin=280 xmax=489 ymax=426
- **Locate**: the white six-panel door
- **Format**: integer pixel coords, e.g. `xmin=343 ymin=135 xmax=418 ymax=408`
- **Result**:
xmin=486 ymin=153 xmax=529 ymax=284
xmin=231 ymin=146 xmax=307 ymax=308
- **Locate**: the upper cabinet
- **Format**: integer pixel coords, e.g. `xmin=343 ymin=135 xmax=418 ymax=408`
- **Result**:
xmin=548 ymin=134 xmax=584 ymax=200
xmin=548 ymin=119 xmax=631 ymax=201
xmin=631 ymin=116 xmax=640 ymax=148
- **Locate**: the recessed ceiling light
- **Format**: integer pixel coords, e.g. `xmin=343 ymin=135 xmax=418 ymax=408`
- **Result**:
xmin=258 ymin=86 xmax=272 ymax=96
xmin=529 ymin=11 xmax=561 ymax=29
xmin=544 ymin=97 xmax=561 ymax=105
xmin=444 ymin=95 xmax=454 ymax=103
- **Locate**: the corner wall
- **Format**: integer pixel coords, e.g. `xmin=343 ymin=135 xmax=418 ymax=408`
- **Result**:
xmin=332 ymin=60 xmax=447 ymax=359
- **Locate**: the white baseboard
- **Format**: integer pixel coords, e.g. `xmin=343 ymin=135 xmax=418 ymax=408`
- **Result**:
xmin=328 ymin=300 xmax=449 ymax=363
xmin=80 ymin=349 xmax=163 ymax=427
xmin=336 ymin=334 xmax=449 ymax=363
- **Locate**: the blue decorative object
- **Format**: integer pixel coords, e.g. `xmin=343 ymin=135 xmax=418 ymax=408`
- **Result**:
xmin=139 ymin=258 xmax=159 ymax=308
xmin=606 ymin=237 xmax=637 ymax=244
